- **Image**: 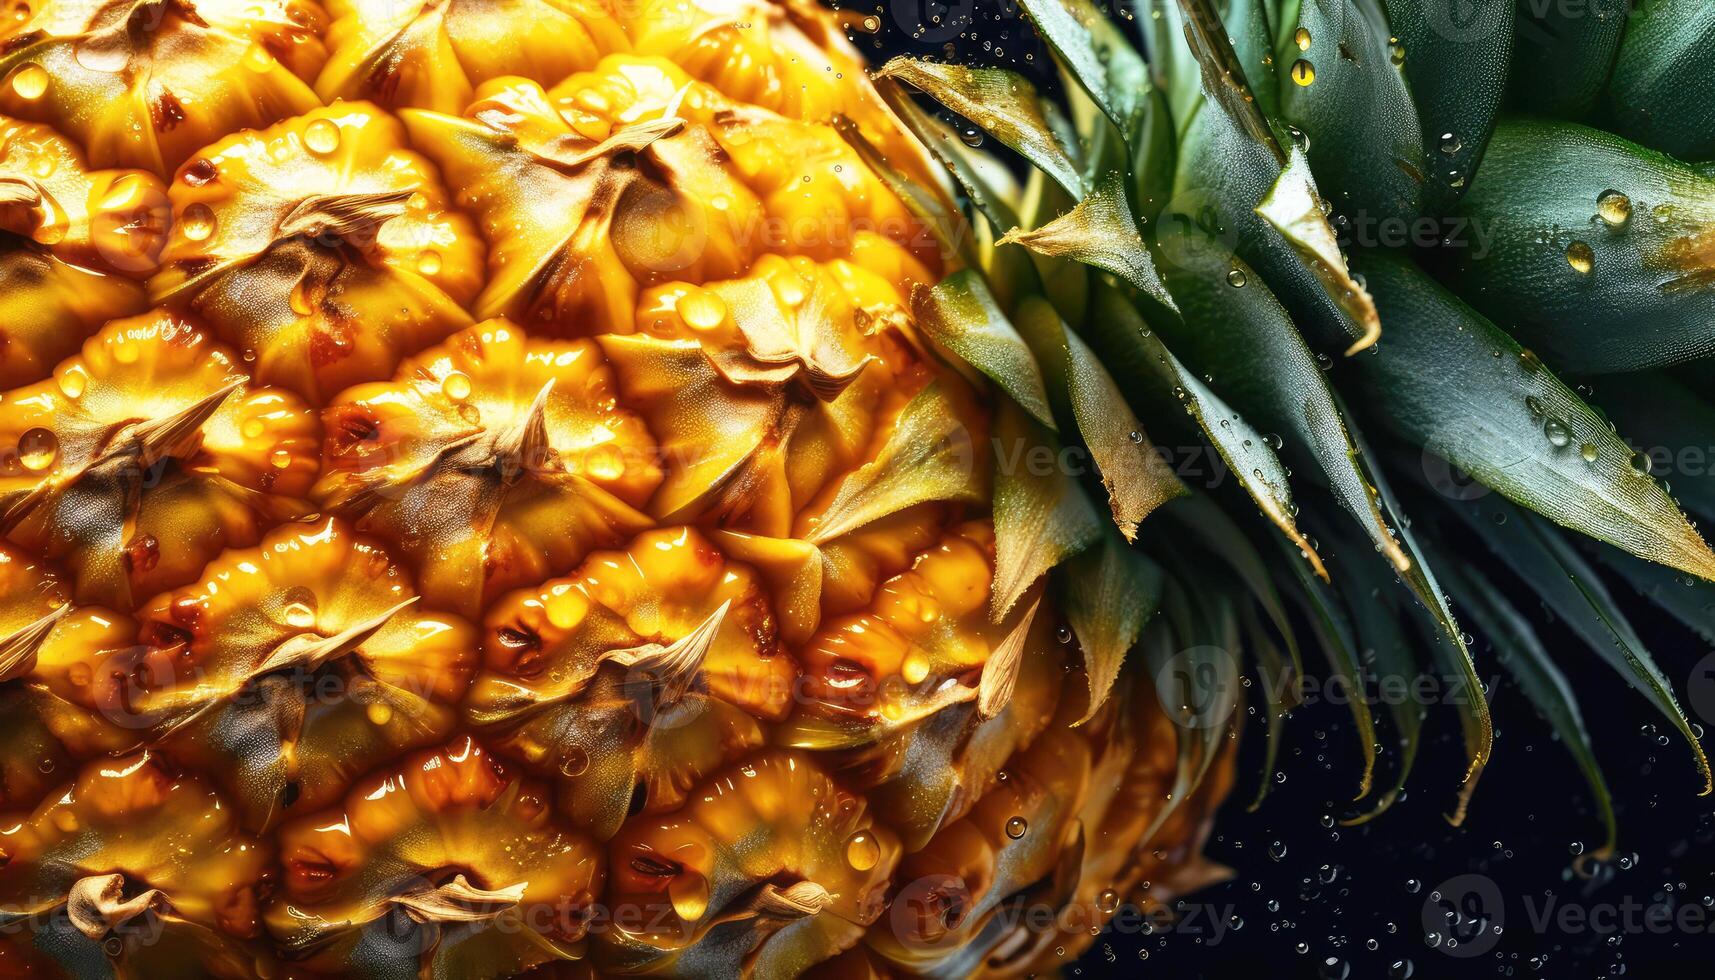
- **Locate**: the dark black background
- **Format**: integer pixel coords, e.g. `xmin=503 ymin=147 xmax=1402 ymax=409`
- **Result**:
xmin=830 ymin=0 xmax=1715 ymax=975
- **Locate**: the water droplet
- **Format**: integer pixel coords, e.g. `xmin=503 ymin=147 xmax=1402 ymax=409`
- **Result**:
xmin=243 ymin=42 xmax=277 ymax=72
xmin=1565 ymin=241 xmax=1595 ymax=275
xmin=1004 ymin=815 xmax=1028 ymax=839
xmin=845 ymin=831 xmax=881 ymax=871
xmin=1630 ymin=449 xmax=1653 ymax=476
xmin=298 ymin=118 xmax=341 ymax=156
xmin=269 ymin=449 xmax=292 ymax=469
xmin=74 ymin=39 xmax=127 ymax=73
xmin=1269 ymin=840 xmax=1288 ymax=860
xmin=1096 ymin=889 xmax=1120 ymax=913
xmin=281 ymin=588 xmax=317 ymax=629
xmin=365 ymin=701 xmax=393 ymax=726
xmin=559 ymin=746 xmax=589 ymax=777
xmin=901 ymin=653 xmax=930 ymax=685
xmin=1227 ymin=268 xmax=1247 ymax=288
xmin=1440 ymin=132 xmax=1462 ymax=155
xmin=8 ymin=64 xmax=47 ymax=100
xmin=1544 ymin=418 xmax=1571 ymax=447
xmin=17 ymin=427 xmax=58 ymax=471
xmin=668 ymin=873 xmax=710 ymax=921
xmin=1295 ymin=27 xmax=1312 ymax=51
xmin=675 ymin=288 xmax=728 ymax=331
xmin=441 ymin=371 xmax=473 ymax=401
xmin=1291 ymin=59 xmax=1316 ymax=86
xmin=181 ymin=203 xmax=216 ymax=242
xmin=1597 ymin=189 xmax=1632 ymax=229
xmin=416 ymin=250 xmax=441 ymax=276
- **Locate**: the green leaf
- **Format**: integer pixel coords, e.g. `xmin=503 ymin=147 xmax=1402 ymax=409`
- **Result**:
xmin=1008 ymin=296 xmax=1188 ymax=540
xmin=1162 ymin=0 xmax=1380 ymax=355
xmin=1594 ymin=544 xmax=1715 ymax=647
xmin=1014 ymin=0 xmax=1148 ymax=139
xmin=989 ymin=402 xmax=1104 ymax=622
xmin=1329 ymin=540 xmax=1424 ymax=825
xmin=1275 ymin=532 xmax=1377 ymax=800
xmin=1254 ymin=146 xmax=1382 ymax=352
xmin=1084 ymin=282 xmax=1328 ymax=577
xmin=875 ymin=78 xmax=1024 ymax=235
xmin=1274 ymin=0 xmax=1427 ymax=223
xmin=1061 ymin=532 xmax=1164 ymax=723
xmin=1448 ymin=498 xmax=1712 ymax=796
xmin=1139 ymin=587 xmax=1241 ymax=846
xmin=1349 ymin=415 xmax=1491 ymax=823
xmin=1585 ymin=372 xmax=1715 ymax=524
xmin=999 ymin=171 xmax=1179 ymax=313
xmin=1154 ymin=230 xmax=1417 ymax=593
xmin=1159 ymin=494 xmax=1307 ymax=686
xmin=874 ymin=59 xmax=1085 ymax=200
xmin=1508 ymin=0 xmax=1629 ymax=117
xmin=1381 ymin=0 xmax=1516 ymax=214
xmin=1348 ymin=250 xmax=1715 ymax=584
xmin=1442 ymin=563 xmax=1618 ymax=864
xmin=911 ymin=271 xmax=1056 ymax=430
xmin=1446 ymin=119 xmax=1715 ymax=373
xmin=1604 ymin=0 xmax=1715 ymax=158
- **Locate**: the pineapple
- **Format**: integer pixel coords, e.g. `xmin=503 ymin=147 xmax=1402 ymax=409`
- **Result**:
xmin=0 ymin=0 xmax=1711 ymax=975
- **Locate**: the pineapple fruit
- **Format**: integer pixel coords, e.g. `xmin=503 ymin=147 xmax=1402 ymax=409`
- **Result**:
xmin=2 ymin=0 xmax=1715 ymax=975
xmin=0 ymin=0 xmax=1230 ymax=975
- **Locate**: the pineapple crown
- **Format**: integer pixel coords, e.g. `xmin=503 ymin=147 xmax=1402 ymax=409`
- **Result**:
xmin=855 ymin=0 xmax=1715 ymax=862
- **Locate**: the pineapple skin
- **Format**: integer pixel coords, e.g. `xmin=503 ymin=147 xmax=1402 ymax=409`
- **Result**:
xmin=0 ymin=0 xmax=1230 ymax=976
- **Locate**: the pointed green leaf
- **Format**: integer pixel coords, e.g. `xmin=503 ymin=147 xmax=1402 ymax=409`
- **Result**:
xmin=1346 ymin=399 xmax=1492 ymax=821
xmin=1008 ymin=295 xmax=1188 ymax=539
xmin=1442 ymin=566 xmax=1617 ymax=862
xmin=999 ymin=172 xmax=1179 ymax=313
xmin=875 ymin=77 xmax=1024 ymax=236
xmin=1275 ymin=533 xmax=1377 ymax=800
xmin=1162 ymin=0 xmax=1380 ymax=355
xmin=1509 ymin=0 xmax=1629 ymax=117
xmin=990 ymin=403 xmax=1103 ymax=622
xmin=1349 ymin=250 xmax=1715 ymax=584
xmin=1254 ymin=146 xmax=1382 ymax=352
xmin=1274 ymin=0 xmax=1427 ymax=223
xmin=875 ymin=59 xmax=1085 ymax=200
xmin=1154 ymin=231 xmax=1418 ymax=594
xmin=1447 ymin=120 xmax=1715 ymax=373
xmin=1330 ymin=544 xmax=1424 ymax=826
xmin=1061 ymin=532 xmax=1164 ymax=723
xmin=1449 ymin=499 xmax=1712 ymax=796
xmin=911 ymin=271 xmax=1056 ymax=430
xmin=1595 ymin=544 xmax=1715 ymax=647
xmin=1084 ymin=283 xmax=1328 ymax=576
xmin=1382 ymin=0 xmax=1515 ymax=214
xmin=1013 ymin=0 xmax=1147 ymax=138
xmin=1582 ymin=373 xmax=1715 ymax=525
xmin=832 ymin=115 xmax=972 ymax=268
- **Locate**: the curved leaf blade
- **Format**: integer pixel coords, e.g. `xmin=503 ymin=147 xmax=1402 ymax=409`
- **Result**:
xmin=1350 ymin=250 xmax=1715 ymax=584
